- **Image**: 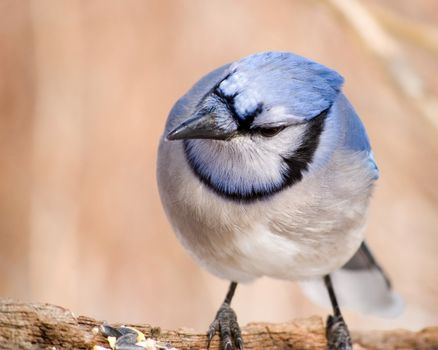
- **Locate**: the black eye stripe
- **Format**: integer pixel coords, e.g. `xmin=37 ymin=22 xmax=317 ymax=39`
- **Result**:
xmin=183 ymin=109 xmax=328 ymax=203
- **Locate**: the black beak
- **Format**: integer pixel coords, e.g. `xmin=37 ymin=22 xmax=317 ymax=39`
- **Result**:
xmin=166 ymin=113 xmax=237 ymax=141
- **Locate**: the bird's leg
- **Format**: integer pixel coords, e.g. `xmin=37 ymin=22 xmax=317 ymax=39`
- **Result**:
xmin=207 ymin=281 xmax=243 ymax=350
xmin=324 ymin=275 xmax=352 ymax=350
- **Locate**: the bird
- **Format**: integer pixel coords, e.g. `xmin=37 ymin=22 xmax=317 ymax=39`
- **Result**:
xmin=157 ymin=51 xmax=403 ymax=350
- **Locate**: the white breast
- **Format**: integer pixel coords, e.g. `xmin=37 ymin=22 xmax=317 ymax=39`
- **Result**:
xmin=157 ymin=139 xmax=376 ymax=283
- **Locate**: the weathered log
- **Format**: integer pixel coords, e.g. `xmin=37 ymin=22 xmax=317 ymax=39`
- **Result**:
xmin=0 ymin=299 xmax=437 ymax=349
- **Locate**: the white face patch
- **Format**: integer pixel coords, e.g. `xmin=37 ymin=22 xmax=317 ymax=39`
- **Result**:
xmin=174 ymin=52 xmax=342 ymax=201
xmin=184 ymin=124 xmax=308 ymax=200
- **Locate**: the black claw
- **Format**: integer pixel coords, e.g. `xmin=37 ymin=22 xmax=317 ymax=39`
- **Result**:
xmin=231 ymin=324 xmax=243 ymax=350
xmin=220 ymin=325 xmax=232 ymax=350
xmin=224 ymin=340 xmax=233 ymax=350
xmin=326 ymin=314 xmax=352 ymax=350
xmin=235 ymin=337 xmax=244 ymax=350
xmin=207 ymin=302 xmax=243 ymax=350
xmin=207 ymin=319 xmax=219 ymax=348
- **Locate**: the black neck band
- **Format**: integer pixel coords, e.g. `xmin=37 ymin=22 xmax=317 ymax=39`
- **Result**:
xmin=183 ymin=110 xmax=327 ymax=203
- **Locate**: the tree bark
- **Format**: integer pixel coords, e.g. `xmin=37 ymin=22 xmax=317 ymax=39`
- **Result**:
xmin=0 ymin=299 xmax=437 ymax=350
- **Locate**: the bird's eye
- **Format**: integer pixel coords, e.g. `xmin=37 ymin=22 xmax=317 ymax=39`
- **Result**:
xmin=258 ymin=126 xmax=286 ymax=137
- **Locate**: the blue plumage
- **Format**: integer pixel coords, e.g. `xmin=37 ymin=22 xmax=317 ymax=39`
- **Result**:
xmin=158 ymin=51 xmax=400 ymax=350
xmin=219 ymin=52 xmax=344 ymax=122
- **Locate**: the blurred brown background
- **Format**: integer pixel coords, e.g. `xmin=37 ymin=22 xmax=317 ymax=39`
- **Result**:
xmin=0 ymin=0 xmax=437 ymax=332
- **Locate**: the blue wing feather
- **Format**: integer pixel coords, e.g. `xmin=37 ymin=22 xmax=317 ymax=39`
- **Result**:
xmin=340 ymin=95 xmax=380 ymax=180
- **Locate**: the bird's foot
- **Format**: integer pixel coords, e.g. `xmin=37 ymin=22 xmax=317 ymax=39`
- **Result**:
xmin=207 ymin=302 xmax=243 ymax=350
xmin=325 ymin=314 xmax=352 ymax=350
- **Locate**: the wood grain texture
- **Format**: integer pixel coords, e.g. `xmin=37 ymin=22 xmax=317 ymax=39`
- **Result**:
xmin=1 ymin=299 xmax=437 ymax=350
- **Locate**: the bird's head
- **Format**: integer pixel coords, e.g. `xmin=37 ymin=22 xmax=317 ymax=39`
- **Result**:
xmin=165 ymin=52 xmax=344 ymax=202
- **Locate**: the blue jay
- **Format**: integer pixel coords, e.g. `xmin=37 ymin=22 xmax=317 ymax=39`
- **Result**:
xmin=157 ymin=52 xmax=402 ymax=350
